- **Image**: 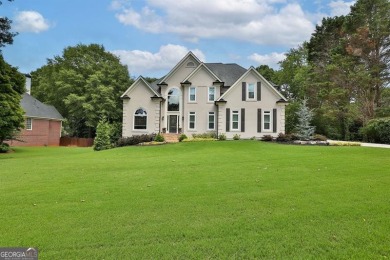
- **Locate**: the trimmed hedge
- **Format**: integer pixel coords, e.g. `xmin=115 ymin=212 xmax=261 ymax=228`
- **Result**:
xmin=361 ymin=117 xmax=390 ymax=144
xmin=116 ymin=134 xmax=156 ymax=147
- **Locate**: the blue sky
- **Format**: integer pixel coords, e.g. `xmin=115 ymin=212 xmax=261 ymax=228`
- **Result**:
xmin=1 ymin=0 xmax=355 ymax=78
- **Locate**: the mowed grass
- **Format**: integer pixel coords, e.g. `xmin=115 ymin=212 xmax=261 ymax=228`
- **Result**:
xmin=0 ymin=141 xmax=389 ymax=259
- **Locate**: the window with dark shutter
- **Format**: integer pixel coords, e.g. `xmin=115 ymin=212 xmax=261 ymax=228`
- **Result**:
xmin=257 ymin=109 xmax=262 ymax=132
xmin=257 ymin=82 xmax=261 ymax=101
xmin=226 ymin=108 xmax=230 ymax=132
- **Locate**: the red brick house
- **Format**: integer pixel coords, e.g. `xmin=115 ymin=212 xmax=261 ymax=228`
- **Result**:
xmin=8 ymin=93 xmax=64 ymax=146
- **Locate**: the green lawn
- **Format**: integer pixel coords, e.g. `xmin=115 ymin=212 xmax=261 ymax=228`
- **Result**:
xmin=1 ymin=141 xmax=389 ymax=259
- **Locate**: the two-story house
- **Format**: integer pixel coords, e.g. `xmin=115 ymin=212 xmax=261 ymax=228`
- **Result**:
xmin=121 ymin=52 xmax=287 ymax=139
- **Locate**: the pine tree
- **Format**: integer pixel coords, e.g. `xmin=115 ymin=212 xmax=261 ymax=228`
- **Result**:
xmin=93 ymin=119 xmax=112 ymax=151
xmin=296 ymin=99 xmax=315 ymax=140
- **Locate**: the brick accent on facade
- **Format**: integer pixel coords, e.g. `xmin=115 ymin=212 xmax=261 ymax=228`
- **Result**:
xmin=8 ymin=118 xmax=62 ymax=146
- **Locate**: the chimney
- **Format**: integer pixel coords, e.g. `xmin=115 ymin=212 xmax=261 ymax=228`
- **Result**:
xmin=25 ymin=74 xmax=32 ymax=95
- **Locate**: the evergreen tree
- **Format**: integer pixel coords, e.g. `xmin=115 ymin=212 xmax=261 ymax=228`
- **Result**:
xmin=93 ymin=119 xmax=112 ymax=151
xmin=295 ymin=99 xmax=315 ymax=140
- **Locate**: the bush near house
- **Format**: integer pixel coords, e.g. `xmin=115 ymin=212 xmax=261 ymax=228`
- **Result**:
xmin=116 ymin=134 xmax=155 ymax=147
xmin=361 ymin=117 xmax=390 ymax=144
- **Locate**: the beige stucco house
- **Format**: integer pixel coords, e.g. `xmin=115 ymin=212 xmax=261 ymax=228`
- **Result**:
xmin=121 ymin=52 xmax=288 ymax=139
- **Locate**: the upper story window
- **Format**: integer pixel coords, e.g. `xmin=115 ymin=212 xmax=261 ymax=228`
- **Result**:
xmin=168 ymin=88 xmax=180 ymax=111
xmin=25 ymin=118 xmax=32 ymax=130
xmin=208 ymin=87 xmax=215 ymax=102
xmin=247 ymin=83 xmax=255 ymax=100
xmin=189 ymin=87 xmax=196 ymax=102
xmin=134 ymin=108 xmax=147 ymax=130
xmin=263 ymin=111 xmax=271 ymax=131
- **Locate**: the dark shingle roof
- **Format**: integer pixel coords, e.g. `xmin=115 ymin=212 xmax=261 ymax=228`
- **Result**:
xmin=21 ymin=93 xmax=63 ymax=120
xmin=205 ymin=63 xmax=247 ymax=86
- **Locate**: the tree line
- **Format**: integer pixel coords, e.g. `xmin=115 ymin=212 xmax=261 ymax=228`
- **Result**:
xmin=257 ymin=0 xmax=390 ymax=141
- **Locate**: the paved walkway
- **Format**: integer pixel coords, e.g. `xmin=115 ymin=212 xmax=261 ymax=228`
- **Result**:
xmin=360 ymin=142 xmax=390 ymax=149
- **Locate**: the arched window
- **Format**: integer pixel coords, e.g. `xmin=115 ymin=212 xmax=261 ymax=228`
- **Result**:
xmin=168 ymin=88 xmax=180 ymax=111
xmin=134 ymin=108 xmax=147 ymax=130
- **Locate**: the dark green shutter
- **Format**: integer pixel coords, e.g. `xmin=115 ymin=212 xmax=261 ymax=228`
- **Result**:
xmin=273 ymin=108 xmax=277 ymax=133
xmin=242 ymin=82 xmax=246 ymax=101
xmin=226 ymin=108 xmax=230 ymax=132
xmin=241 ymin=108 xmax=245 ymax=132
xmin=257 ymin=82 xmax=261 ymax=101
xmin=257 ymin=109 xmax=262 ymax=132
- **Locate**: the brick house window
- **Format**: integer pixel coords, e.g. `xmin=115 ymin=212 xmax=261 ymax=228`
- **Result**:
xmin=26 ymin=118 xmax=32 ymax=130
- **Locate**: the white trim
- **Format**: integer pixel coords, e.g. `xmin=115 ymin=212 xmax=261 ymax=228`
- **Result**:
xmin=159 ymin=52 xmax=202 ymax=84
xmin=262 ymin=110 xmax=272 ymax=132
xmin=188 ymin=111 xmax=196 ymax=130
xmin=25 ymin=118 xmax=32 ymax=130
xmin=208 ymin=86 xmax=216 ymax=102
xmin=183 ymin=63 xmax=222 ymax=83
xmin=231 ymin=110 xmax=240 ymax=131
xmin=189 ymin=86 xmax=196 ymax=102
xmin=121 ymin=76 xmax=160 ymax=98
xmin=207 ymin=111 xmax=215 ymax=130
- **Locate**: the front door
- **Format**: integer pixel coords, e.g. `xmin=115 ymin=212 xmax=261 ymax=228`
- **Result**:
xmin=168 ymin=115 xmax=178 ymax=133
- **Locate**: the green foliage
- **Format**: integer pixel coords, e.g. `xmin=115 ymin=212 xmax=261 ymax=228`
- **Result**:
xmin=312 ymin=134 xmax=328 ymax=141
xmin=192 ymin=132 xmax=217 ymax=139
xmin=0 ymin=142 xmax=10 ymax=153
xmin=154 ymin=133 xmax=165 ymax=142
xmin=31 ymin=44 xmax=133 ymax=137
xmin=233 ymin=134 xmax=240 ymax=140
xmin=0 ymin=54 xmax=25 ymax=144
xmin=261 ymin=135 xmax=273 ymax=142
xmin=116 ymin=134 xmax=155 ymax=147
xmin=178 ymin=134 xmax=188 ymax=142
xmin=276 ymin=133 xmax=290 ymax=142
xmin=361 ymin=117 xmax=390 ymax=144
xmin=218 ymin=133 xmax=226 ymax=141
xmin=93 ymin=119 xmax=112 ymax=151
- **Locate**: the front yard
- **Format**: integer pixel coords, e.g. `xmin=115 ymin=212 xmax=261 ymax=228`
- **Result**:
xmin=0 ymin=141 xmax=389 ymax=259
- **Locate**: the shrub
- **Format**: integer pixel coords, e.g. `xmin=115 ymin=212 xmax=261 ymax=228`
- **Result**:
xmin=233 ymin=134 xmax=241 ymax=140
xmin=192 ymin=132 xmax=217 ymax=139
xmin=276 ymin=133 xmax=290 ymax=142
xmin=261 ymin=135 xmax=273 ymax=142
xmin=218 ymin=133 xmax=226 ymax=141
xmin=94 ymin=120 xmax=112 ymax=151
xmin=178 ymin=134 xmax=188 ymax=142
xmin=250 ymin=136 xmax=257 ymax=140
xmin=361 ymin=117 xmax=390 ymax=144
xmin=116 ymin=134 xmax=155 ymax=147
xmin=312 ymin=134 xmax=327 ymax=141
xmin=288 ymin=133 xmax=300 ymax=141
xmin=154 ymin=133 xmax=165 ymax=142
xmin=0 ymin=143 xmax=10 ymax=153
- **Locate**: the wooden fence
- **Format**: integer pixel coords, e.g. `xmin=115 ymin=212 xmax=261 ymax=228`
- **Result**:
xmin=60 ymin=137 xmax=94 ymax=147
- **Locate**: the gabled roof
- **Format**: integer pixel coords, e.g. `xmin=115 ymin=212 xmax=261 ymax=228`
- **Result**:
xmin=205 ymin=63 xmax=247 ymax=86
xmin=121 ymin=76 xmax=161 ymax=98
xmin=21 ymin=93 xmax=63 ymax=120
xmin=158 ymin=52 xmax=202 ymax=84
xmin=182 ymin=63 xmax=222 ymax=83
xmin=218 ymin=66 xmax=287 ymax=101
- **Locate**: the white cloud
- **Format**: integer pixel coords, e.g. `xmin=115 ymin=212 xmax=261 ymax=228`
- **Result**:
xmin=111 ymin=44 xmax=205 ymax=76
xmin=329 ymin=1 xmax=355 ymax=16
xmin=14 ymin=11 xmax=51 ymax=33
xmin=112 ymin=0 xmax=315 ymax=47
xmin=248 ymin=52 xmax=286 ymax=69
